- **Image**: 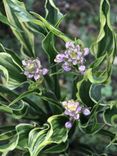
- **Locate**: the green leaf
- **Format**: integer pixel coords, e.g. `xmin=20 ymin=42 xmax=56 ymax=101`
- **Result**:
xmin=3 ymin=0 xmax=71 ymax=44
xmin=10 ymin=101 xmax=29 ymax=119
xmin=0 ymin=130 xmax=16 ymax=141
xmin=22 ymin=152 xmax=30 ymax=156
xmin=75 ymin=143 xmax=95 ymax=156
xmin=0 ymin=86 xmax=50 ymax=122
xmin=3 ymin=0 xmax=35 ymax=57
xmin=77 ymin=80 xmax=94 ymax=107
xmin=0 ymin=88 xmax=30 ymax=119
xmin=2 ymin=47 xmax=22 ymax=67
xmin=0 ymin=85 xmax=18 ymax=101
xmin=44 ymin=142 xmax=68 ymax=154
xmin=16 ymin=123 xmax=34 ymax=149
xmin=47 ymin=115 xmax=68 ymax=143
xmin=0 ymin=43 xmax=6 ymax=52
xmin=101 ymin=84 xmax=112 ymax=97
xmin=28 ymin=127 xmax=49 ymax=156
xmin=0 ymin=124 xmax=33 ymax=154
xmin=0 ymin=11 xmax=17 ymax=29
xmin=89 ymin=84 xmax=103 ymax=103
xmin=0 ymin=128 xmax=18 ymax=153
xmin=0 ymin=86 xmax=46 ymax=120
xmin=89 ymin=0 xmax=117 ymax=84
xmin=86 ymin=68 xmax=109 ymax=84
xmin=45 ymin=0 xmax=63 ymax=25
xmin=91 ymin=0 xmax=116 ymax=58
xmin=9 ymin=89 xmax=57 ymax=116
xmin=28 ymin=114 xmax=68 ymax=156
xmin=0 ymin=103 xmax=12 ymax=114
xmin=0 ymin=52 xmax=26 ymax=89
xmin=32 ymin=12 xmax=71 ymax=42
xmin=103 ymin=101 xmax=117 ymax=126
xmin=0 ymin=65 xmax=9 ymax=83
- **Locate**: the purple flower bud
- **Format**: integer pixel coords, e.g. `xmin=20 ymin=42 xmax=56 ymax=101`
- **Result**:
xmin=80 ymin=57 xmax=84 ymax=64
xmin=65 ymin=121 xmax=72 ymax=129
xmin=64 ymin=51 xmax=69 ymax=58
xmin=65 ymin=41 xmax=75 ymax=49
xmin=24 ymin=71 xmax=29 ymax=76
xmin=62 ymin=63 xmax=71 ymax=71
xmin=54 ymin=54 xmax=65 ymax=63
xmin=77 ymin=52 xmax=82 ymax=57
xmin=22 ymin=60 xmax=27 ymax=66
xmin=64 ymin=110 xmax=69 ymax=115
xmin=84 ymin=48 xmax=89 ymax=56
xmin=42 ymin=68 xmax=48 ymax=75
xmin=74 ymin=114 xmax=80 ymax=120
xmin=35 ymin=68 xmax=39 ymax=74
xmin=76 ymin=45 xmax=80 ymax=51
xmin=83 ymin=108 xmax=91 ymax=116
xmin=27 ymin=74 xmax=33 ymax=78
xmin=34 ymin=74 xmax=40 ymax=81
xmin=69 ymin=112 xmax=75 ymax=117
xmin=35 ymin=58 xmax=42 ymax=68
xmin=79 ymin=65 xmax=86 ymax=72
xmin=76 ymin=106 xmax=82 ymax=112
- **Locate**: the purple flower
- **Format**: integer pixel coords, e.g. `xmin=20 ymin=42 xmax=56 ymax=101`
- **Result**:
xmin=80 ymin=57 xmax=84 ymax=64
xmin=77 ymin=51 xmax=82 ymax=56
xmin=65 ymin=41 xmax=75 ymax=49
xmin=54 ymin=42 xmax=89 ymax=73
xmin=79 ymin=65 xmax=86 ymax=72
xmin=74 ymin=114 xmax=80 ymax=120
xmin=64 ymin=110 xmax=70 ymax=115
xmin=65 ymin=121 xmax=72 ymax=129
xmin=62 ymin=99 xmax=91 ymax=129
xmin=64 ymin=51 xmax=69 ymax=58
xmin=84 ymin=48 xmax=89 ymax=56
xmin=22 ymin=58 xmax=48 ymax=81
xmin=34 ymin=74 xmax=40 ymax=81
xmin=62 ymin=62 xmax=71 ymax=71
xmin=42 ymin=68 xmax=48 ymax=75
xmin=54 ymin=54 xmax=65 ymax=63
xmin=76 ymin=106 xmax=82 ymax=113
xmin=62 ymin=100 xmax=81 ymax=121
xmin=27 ymin=74 xmax=33 ymax=78
xmin=76 ymin=45 xmax=80 ymax=51
xmin=83 ymin=108 xmax=91 ymax=116
xmin=22 ymin=60 xmax=27 ymax=66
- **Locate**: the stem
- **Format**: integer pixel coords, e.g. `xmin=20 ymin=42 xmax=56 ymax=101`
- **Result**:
xmin=52 ymin=66 xmax=61 ymax=100
xmin=71 ymin=76 xmax=79 ymax=100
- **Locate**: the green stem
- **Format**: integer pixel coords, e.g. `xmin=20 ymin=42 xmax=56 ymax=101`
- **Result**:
xmin=52 ymin=66 xmax=61 ymax=100
xmin=71 ymin=76 xmax=79 ymax=100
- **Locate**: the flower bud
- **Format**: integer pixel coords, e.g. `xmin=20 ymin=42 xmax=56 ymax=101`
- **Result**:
xmin=65 ymin=121 xmax=72 ymax=129
xmin=83 ymin=108 xmax=91 ymax=116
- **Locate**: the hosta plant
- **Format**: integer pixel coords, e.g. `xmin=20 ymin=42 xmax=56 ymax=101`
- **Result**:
xmin=0 ymin=0 xmax=117 ymax=155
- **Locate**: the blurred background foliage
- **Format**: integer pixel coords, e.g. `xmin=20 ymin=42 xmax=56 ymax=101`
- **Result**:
xmin=0 ymin=0 xmax=117 ymax=155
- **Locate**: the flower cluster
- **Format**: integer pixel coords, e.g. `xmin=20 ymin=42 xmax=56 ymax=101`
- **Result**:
xmin=62 ymin=99 xmax=91 ymax=129
xmin=22 ymin=58 xmax=48 ymax=81
xmin=54 ymin=41 xmax=89 ymax=74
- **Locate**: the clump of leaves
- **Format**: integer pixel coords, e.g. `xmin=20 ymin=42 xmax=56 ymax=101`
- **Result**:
xmin=0 ymin=0 xmax=117 ymax=156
